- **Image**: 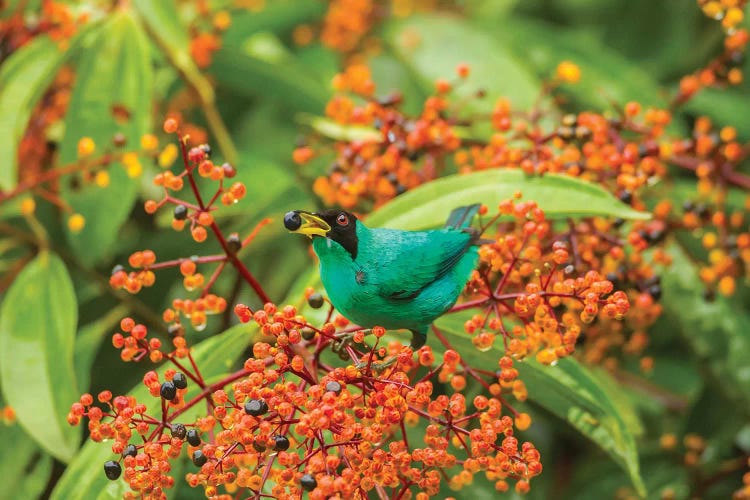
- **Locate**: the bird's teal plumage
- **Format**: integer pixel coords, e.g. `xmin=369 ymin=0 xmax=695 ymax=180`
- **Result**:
xmin=291 ymin=205 xmax=481 ymax=347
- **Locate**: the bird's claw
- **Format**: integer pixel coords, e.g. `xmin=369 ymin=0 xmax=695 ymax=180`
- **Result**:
xmin=355 ymin=356 xmax=397 ymax=372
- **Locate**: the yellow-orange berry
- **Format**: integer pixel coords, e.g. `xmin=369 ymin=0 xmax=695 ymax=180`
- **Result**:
xmin=20 ymin=198 xmax=35 ymax=216
xmin=77 ymin=137 xmax=95 ymax=157
xmin=192 ymin=226 xmax=208 ymax=242
xmin=94 ymin=170 xmax=110 ymax=188
xmin=515 ymin=412 xmax=532 ymax=431
xmin=163 ymin=118 xmax=179 ymax=134
xmin=556 ymin=61 xmax=581 ymax=83
xmin=68 ymin=213 xmax=85 ymax=233
xmin=140 ymin=134 xmax=158 ymax=151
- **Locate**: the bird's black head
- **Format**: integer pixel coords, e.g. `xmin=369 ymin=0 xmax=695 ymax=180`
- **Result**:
xmin=284 ymin=209 xmax=359 ymax=259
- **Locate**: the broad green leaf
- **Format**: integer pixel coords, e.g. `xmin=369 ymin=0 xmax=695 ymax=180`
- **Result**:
xmin=685 ymin=87 xmax=750 ymax=141
xmin=662 ymin=245 xmax=750 ymax=417
xmin=366 ymin=170 xmax=650 ymax=230
xmin=0 ymin=36 xmax=73 ymax=190
xmin=299 ymin=115 xmax=381 ymax=142
xmin=568 ymin=453 xmax=687 ymax=500
xmin=384 ymin=14 xmax=540 ymax=112
xmin=221 ymin=1 xmax=326 ymax=48
xmin=498 ymin=19 xmax=665 ymax=109
xmin=131 ymin=0 xmax=190 ymax=64
xmin=59 ymin=11 xmax=153 ymax=263
xmin=0 ymin=423 xmax=53 ymax=500
xmin=74 ymin=305 xmax=129 ymax=393
xmin=211 ymin=45 xmax=328 ymax=113
xmin=434 ymin=313 xmax=646 ymax=496
xmin=0 ymin=251 xmax=79 ymax=462
xmin=51 ymin=322 xmax=256 ymax=500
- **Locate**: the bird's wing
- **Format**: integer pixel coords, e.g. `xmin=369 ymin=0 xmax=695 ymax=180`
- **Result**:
xmin=366 ymin=228 xmax=474 ymax=301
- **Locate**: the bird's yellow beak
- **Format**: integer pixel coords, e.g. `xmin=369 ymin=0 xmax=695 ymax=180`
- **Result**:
xmin=284 ymin=211 xmax=331 ymax=238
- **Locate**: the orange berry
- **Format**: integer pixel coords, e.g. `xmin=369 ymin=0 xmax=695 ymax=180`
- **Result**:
xmin=68 ymin=214 xmax=85 ymax=233
xmin=163 ymin=118 xmax=179 ymax=134
xmin=77 ymin=137 xmax=95 ymax=157
xmin=180 ymin=260 xmax=196 ymax=276
xmin=556 ymin=60 xmax=581 ymax=83
xmin=197 ymin=211 xmax=214 ymax=226
xmin=192 ymin=226 xmax=208 ymax=242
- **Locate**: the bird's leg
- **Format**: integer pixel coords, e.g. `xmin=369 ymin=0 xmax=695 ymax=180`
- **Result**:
xmin=410 ymin=329 xmax=427 ymax=349
xmin=332 ymin=329 xmax=373 ymax=354
xmin=356 ymin=356 xmax=397 ymax=372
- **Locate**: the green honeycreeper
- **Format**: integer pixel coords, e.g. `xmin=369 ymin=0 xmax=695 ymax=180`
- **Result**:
xmin=284 ymin=205 xmax=483 ymax=348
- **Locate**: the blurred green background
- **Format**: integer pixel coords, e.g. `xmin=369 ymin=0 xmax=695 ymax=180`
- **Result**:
xmin=1 ymin=0 xmax=749 ymax=499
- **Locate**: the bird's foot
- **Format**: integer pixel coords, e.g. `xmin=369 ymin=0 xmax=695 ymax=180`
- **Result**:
xmin=331 ymin=329 xmax=373 ymax=356
xmin=355 ymin=356 xmax=397 ymax=372
xmin=410 ymin=330 xmax=427 ymax=349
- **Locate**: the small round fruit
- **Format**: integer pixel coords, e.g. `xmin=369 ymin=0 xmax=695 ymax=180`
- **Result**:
xmin=244 ymin=399 xmax=269 ymax=417
xmin=172 ymin=373 xmax=188 ymax=390
xmin=104 ymin=460 xmax=122 ymax=480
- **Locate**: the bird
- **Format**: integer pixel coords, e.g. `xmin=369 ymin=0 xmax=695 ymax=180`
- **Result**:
xmin=284 ymin=204 xmax=483 ymax=348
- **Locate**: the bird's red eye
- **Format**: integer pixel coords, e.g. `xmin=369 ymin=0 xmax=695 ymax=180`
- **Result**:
xmin=336 ymin=213 xmax=349 ymax=226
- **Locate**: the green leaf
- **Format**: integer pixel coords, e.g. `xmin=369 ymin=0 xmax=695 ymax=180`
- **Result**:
xmin=59 ymin=11 xmax=153 ymax=263
xmin=434 ymin=313 xmax=646 ymax=496
xmin=498 ymin=18 xmax=665 ymax=109
xmin=0 ymin=251 xmax=79 ymax=462
xmin=0 ymin=36 xmax=73 ymax=190
xmin=366 ymin=170 xmax=650 ymax=230
xmin=384 ymin=14 xmax=541 ymax=112
xmin=662 ymin=245 xmax=750 ymax=417
xmin=0 ymin=423 xmax=54 ymax=500
xmin=221 ymin=1 xmax=326 ymax=48
xmin=685 ymin=88 xmax=750 ymax=141
xmin=131 ymin=0 xmax=190 ymax=61
xmin=74 ymin=305 xmax=129 ymax=394
xmin=51 ymin=322 xmax=255 ymax=500
xmin=298 ymin=115 xmax=381 ymax=142
xmin=211 ymin=45 xmax=328 ymax=113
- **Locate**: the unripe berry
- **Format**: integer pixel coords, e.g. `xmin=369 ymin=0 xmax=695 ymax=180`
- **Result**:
xmin=163 ymin=118 xmax=178 ymax=134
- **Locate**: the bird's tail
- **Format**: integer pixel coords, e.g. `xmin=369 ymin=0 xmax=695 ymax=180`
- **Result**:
xmin=444 ymin=204 xmax=481 ymax=230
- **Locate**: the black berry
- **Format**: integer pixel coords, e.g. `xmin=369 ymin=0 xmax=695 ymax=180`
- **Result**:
xmin=244 ymin=399 xmax=268 ymax=417
xmin=171 ymin=423 xmax=187 ymax=440
xmin=122 ymin=444 xmax=137 ymax=458
xmin=104 ymin=460 xmax=122 ymax=480
xmin=173 ymin=205 xmax=188 ymax=220
xmin=227 ymin=233 xmax=241 ymax=254
xmin=272 ymin=435 xmax=290 ymax=451
xmin=284 ymin=211 xmax=302 ymax=231
xmin=172 ymin=373 xmax=187 ymax=390
xmin=307 ymin=293 xmax=324 ymax=309
xmin=160 ymin=381 xmax=177 ymax=401
xmin=300 ymin=473 xmax=317 ymax=491
xmin=186 ymin=429 xmax=201 ymax=446
xmin=192 ymin=450 xmax=207 ymax=467
xmin=325 ymin=381 xmax=342 ymax=394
